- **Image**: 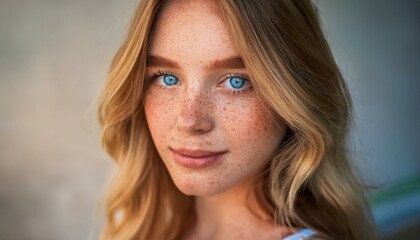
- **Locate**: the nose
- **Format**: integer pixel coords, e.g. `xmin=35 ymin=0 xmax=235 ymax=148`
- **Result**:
xmin=176 ymin=89 xmax=215 ymax=135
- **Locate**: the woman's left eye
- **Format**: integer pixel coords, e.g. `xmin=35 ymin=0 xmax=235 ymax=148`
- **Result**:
xmin=222 ymin=75 xmax=251 ymax=92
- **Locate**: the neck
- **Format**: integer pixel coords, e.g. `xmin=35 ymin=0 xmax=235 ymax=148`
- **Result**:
xmin=185 ymin=178 xmax=292 ymax=240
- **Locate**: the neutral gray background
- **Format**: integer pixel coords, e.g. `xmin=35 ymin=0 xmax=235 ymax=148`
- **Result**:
xmin=0 ymin=1 xmax=419 ymax=239
xmin=0 ymin=1 xmax=138 ymax=239
xmin=317 ymin=0 xmax=420 ymax=185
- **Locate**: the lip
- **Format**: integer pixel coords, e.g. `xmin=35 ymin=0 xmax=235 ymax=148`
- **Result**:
xmin=170 ymin=147 xmax=228 ymax=169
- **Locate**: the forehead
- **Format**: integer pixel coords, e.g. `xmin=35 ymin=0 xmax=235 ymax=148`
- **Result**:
xmin=164 ymin=0 xmax=222 ymax=17
xmin=148 ymin=0 xmax=239 ymax=64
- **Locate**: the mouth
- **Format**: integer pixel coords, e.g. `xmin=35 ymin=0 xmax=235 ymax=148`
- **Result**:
xmin=169 ymin=147 xmax=228 ymax=169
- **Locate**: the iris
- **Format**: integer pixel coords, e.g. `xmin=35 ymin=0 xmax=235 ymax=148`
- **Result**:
xmin=229 ymin=77 xmax=245 ymax=89
xmin=163 ymin=74 xmax=178 ymax=86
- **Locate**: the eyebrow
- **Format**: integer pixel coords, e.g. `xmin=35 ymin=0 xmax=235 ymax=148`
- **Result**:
xmin=147 ymin=55 xmax=180 ymax=68
xmin=146 ymin=55 xmax=245 ymax=70
xmin=209 ymin=56 xmax=245 ymax=70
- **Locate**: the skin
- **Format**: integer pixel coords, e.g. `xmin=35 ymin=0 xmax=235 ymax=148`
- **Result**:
xmin=144 ymin=0 xmax=290 ymax=239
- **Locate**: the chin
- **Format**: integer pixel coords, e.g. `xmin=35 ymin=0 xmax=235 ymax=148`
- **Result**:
xmin=171 ymin=173 xmax=236 ymax=197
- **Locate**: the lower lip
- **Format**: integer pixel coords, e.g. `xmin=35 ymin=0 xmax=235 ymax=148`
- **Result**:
xmin=171 ymin=151 xmax=226 ymax=169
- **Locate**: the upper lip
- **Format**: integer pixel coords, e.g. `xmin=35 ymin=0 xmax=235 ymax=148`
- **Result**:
xmin=170 ymin=147 xmax=228 ymax=157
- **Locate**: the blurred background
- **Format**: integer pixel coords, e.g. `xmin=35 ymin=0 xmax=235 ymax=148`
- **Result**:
xmin=0 ymin=0 xmax=419 ymax=239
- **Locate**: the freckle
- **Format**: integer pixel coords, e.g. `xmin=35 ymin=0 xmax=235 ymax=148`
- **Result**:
xmin=209 ymin=179 xmax=215 ymax=186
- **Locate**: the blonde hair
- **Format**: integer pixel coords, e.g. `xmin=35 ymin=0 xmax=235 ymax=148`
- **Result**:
xmin=97 ymin=0 xmax=377 ymax=239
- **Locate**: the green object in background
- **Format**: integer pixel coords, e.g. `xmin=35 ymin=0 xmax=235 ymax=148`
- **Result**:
xmin=369 ymin=173 xmax=420 ymax=238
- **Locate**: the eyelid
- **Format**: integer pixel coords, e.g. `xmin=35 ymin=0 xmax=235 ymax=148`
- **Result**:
xmin=225 ymin=73 xmax=250 ymax=81
xmin=147 ymin=70 xmax=175 ymax=81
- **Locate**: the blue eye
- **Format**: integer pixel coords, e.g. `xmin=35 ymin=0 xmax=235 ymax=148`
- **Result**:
xmin=229 ymin=77 xmax=245 ymax=89
xmin=163 ymin=74 xmax=178 ymax=86
xmin=222 ymin=75 xmax=251 ymax=92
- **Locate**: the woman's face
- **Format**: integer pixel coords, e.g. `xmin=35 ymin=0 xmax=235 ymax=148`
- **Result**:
xmin=144 ymin=0 xmax=287 ymax=196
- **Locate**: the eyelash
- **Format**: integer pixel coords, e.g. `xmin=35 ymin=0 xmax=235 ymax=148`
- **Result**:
xmin=147 ymin=70 xmax=172 ymax=82
xmin=146 ymin=71 xmax=252 ymax=93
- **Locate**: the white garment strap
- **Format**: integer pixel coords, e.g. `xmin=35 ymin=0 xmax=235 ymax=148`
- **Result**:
xmin=282 ymin=229 xmax=316 ymax=240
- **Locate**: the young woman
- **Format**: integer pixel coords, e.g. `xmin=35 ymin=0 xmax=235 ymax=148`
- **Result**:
xmin=97 ymin=0 xmax=377 ymax=239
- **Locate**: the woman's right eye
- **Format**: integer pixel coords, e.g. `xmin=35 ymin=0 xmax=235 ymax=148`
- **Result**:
xmin=149 ymin=72 xmax=180 ymax=87
xmin=161 ymin=74 xmax=179 ymax=86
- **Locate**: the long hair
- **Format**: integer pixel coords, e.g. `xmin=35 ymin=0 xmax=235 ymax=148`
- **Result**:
xmin=97 ymin=0 xmax=377 ymax=239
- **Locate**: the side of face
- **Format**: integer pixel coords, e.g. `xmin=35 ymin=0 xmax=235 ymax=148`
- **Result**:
xmin=144 ymin=0 xmax=287 ymax=196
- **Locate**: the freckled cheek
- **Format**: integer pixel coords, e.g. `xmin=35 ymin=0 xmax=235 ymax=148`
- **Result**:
xmin=219 ymin=100 xmax=283 ymax=168
xmin=144 ymin=90 xmax=180 ymax=133
xmin=220 ymin=101 xmax=275 ymax=139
